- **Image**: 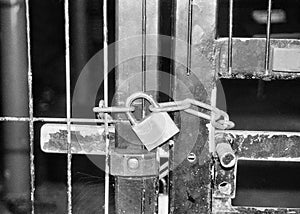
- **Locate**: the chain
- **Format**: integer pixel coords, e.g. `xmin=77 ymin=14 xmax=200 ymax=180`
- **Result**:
xmin=93 ymin=98 xmax=234 ymax=130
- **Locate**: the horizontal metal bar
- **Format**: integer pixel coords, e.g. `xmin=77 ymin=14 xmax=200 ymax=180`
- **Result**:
xmin=0 ymin=117 xmax=124 ymax=123
xmin=216 ymin=130 xmax=300 ymax=159
xmin=36 ymin=117 xmax=120 ymax=123
xmin=40 ymin=123 xmax=114 ymax=155
xmin=0 ymin=117 xmax=30 ymax=122
xmin=216 ymin=38 xmax=300 ymax=79
xmin=216 ymin=129 xmax=300 ymax=137
xmin=93 ymin=106 xmax=134 ymax=113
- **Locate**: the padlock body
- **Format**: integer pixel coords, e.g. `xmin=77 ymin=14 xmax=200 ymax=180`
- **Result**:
xmin=132 ymin=112 xmax=179 ymax=151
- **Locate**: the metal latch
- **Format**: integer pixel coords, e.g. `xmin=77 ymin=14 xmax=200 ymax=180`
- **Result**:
xmin=40 ymin=123 xmax=114 ymax=155
xmin=40 ymin=123 xmax=160 ymax=177
xmin=110 ymin=149 xmax=159 ymax=177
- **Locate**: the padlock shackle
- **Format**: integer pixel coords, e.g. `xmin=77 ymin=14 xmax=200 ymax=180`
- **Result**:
xmin=125 ymin=92 xmax=159 ymax=126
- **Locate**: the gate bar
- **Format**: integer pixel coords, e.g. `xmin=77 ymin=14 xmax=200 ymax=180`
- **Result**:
xmin=141 ymin=0 xmax=147 ymax=118
xmin=24 ymin=0 xmax=35 ymax=212
xmin=0 ymin=0 xmax=30 ymax=208
xmin=228 ymin=0 xmax=234 ymax=74
xmin=103 ymin=0 xmax=110 ymax=213
xmin=64 ymin=0 xmax=72 ymax=213
xmin=186 ymin=0 xmax=193 ymax=76
xmin=0 ymin=117 xmax=121 ymax=123
xmin=265 ymin=0 xmax=272 ymax=75
xmin=141 ymin=0 xmax=147 ymax=212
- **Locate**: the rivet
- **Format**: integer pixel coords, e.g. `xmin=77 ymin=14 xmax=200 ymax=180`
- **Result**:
xmin=127 ymin=157 xmax=139 ymax=170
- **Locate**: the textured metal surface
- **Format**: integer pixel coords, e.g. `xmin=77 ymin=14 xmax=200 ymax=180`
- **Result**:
xmin=212 ymin=130 xmax=300 ymax=213
xmin=40 ymin=124 xmax=115 ymax=154
xmin=63 ymin=0 xmax=73 ymax=212
xmin=171 ymin=0 xmax=217 ymax=213
xmin=115 ymin=0 xmax=159 ymax=213
xmin=110 ymin=149 xmax=159 ymax=177
xmin=216 ymin=38 xmax=300 ymax=79
xmin=115 ymin=177 xmax=158 ymax=214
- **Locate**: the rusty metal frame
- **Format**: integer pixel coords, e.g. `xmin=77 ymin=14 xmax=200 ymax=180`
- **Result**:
xmin=114 ymin=0 xmax=160 ymax=213
xmin=170 ymin=0 xmax=218 ymax=213
xmin=213 ymin=0 xmax=300 ymax=213
xmin=212 ymin=130 xmax=300 ymax=213
xmin=216 ymin=38 xmax=300 ymax=80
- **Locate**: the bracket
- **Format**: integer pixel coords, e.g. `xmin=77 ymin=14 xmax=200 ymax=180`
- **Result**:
xmin=110 ymin=148 xmax=159 ymax=177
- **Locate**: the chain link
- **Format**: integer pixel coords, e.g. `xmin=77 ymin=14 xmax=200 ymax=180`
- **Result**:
xmin=93 ymin=98 xmax=234 ymax=130
xmin=149 ymin=98 xmax=234 ymax=130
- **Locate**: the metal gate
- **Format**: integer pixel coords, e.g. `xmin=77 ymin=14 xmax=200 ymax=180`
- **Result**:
xmin=1 ymin=0 xmax=300 ymax=213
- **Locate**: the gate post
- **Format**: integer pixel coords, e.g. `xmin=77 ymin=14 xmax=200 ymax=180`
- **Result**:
xmin=171 ymin=0 xmax=217 ymax=213
xmin=114 ymin=0 xmax=160 ymax=213
xmin=0 ymin=0 xmax=30 ymax=199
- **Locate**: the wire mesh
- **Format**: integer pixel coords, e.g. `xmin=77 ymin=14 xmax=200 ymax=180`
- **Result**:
xmin=0 ymin=0 xmax=113 ymax=213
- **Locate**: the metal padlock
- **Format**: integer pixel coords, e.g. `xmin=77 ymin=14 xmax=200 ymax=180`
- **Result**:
xmin=126 ymin=92 xmax=179 ymax=151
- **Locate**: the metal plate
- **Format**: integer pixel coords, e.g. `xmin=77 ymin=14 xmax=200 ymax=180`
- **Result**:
xmin=40 ymin=123 xmax=115 ymax=155
xmin=272 ymin=48 xmax=300 ymax=72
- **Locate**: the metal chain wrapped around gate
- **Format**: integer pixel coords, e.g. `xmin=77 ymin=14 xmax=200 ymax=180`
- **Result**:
xmin=93 ymin=92 xmax=234 ymax=130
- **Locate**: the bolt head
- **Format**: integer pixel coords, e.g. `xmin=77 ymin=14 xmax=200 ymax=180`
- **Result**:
xmin=127 ymin=158 xmax=139 ymax=170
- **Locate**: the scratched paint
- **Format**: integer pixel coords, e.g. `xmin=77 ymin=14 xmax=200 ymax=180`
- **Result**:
xmin=172 ymin=0 xmax=217 ymax=213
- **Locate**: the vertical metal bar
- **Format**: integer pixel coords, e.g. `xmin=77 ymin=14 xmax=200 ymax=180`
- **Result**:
xmin=115 ymin=0 xmax=159 ymax=212
xmin=265 ymin=0 xmax=272 ymax=75
xmin=0 ymin=0 xmax=30 ymax=204
xmin=228 ymin=0 xmax=234 ymax=75
xmin=209 ymin=86 xmax=217 ymax=155
xmin=71 ymin=0 xmax=87 ymax=82
xmin=141 ymin=1 xmax=147 ymax=212
xmin=64 ymin=0 xmax=72 ymax=213
xmin=24 ymin=0 xmax=35 ymax=213
xmin=142 ymin=0 xmax=147 ymax=118
xmin=103 ymin=0 xmax=110 ymax=213
xmin=173 ymin=0 xmax=217 ymax=212
xmin=186 ymin=0 xmax=193 ymax=76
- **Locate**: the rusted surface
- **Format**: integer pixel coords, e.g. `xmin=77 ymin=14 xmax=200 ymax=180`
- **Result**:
xmin=114 ymin=0 xmax=160 ymax=213
xmin=219 ymin=131 xmax=300 ymax=159
xmin=216 ymin=38 xmax=300 ymax=80
xmin=40 ymin=124 xmax=115 ymax=154
xmin=235 ymin=208 xmax=300 ymax=214
xmin=213 ymin=161 xmax=235 ymax=198
xmin=212 ymin=130 xmax=300 ymax=213
xmin=172 ymin=0 xmax=217 ymax=212
xmin=115 ymin=177 xmax=158 ymax=214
